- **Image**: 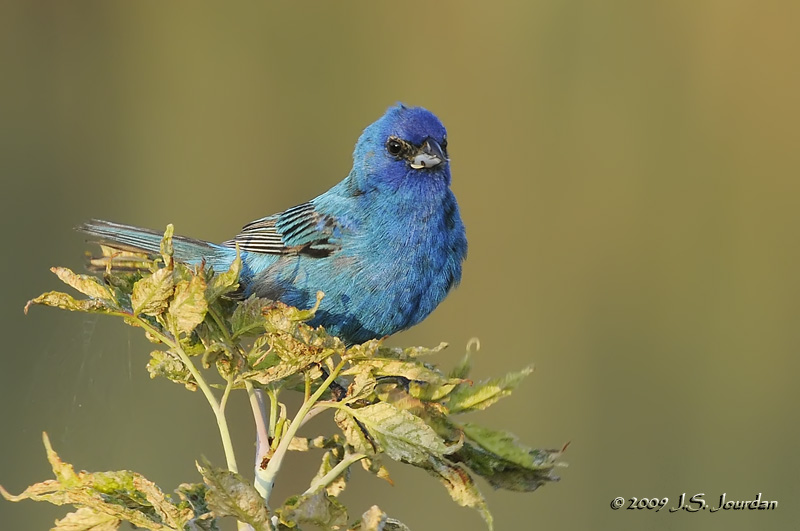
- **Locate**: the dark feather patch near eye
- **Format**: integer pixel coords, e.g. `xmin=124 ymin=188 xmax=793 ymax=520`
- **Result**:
xmin=385 ymin=136 xmax=409 ymax=157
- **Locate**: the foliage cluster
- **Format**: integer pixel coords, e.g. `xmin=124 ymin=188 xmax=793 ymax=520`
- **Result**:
xmin=2 ymin=226 xmax=563 ymax=530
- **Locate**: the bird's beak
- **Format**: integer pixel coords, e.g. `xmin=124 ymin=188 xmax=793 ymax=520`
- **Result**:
xmin=410 ymin=139 xmax=445 ymax=169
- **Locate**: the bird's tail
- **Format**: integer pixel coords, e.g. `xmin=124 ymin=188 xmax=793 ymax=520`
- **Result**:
xmin=77 ymin=219 xmax=235 ymax=271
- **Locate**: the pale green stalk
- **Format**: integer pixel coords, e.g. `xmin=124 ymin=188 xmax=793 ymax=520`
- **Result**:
xmin=128 ymin=314 xmax=239 ymax=474
xmin=302 ymin=452 xmax=367 ymax=496
xmin=257 ymin=359 xmax=347 ymax=504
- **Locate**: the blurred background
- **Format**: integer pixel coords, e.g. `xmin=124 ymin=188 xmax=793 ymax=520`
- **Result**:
xmin=1 ymin=2 xmax=799 ymax=530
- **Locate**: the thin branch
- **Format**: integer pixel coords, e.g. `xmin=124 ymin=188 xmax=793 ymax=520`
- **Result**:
xmin=246 ymin=380 xmax=271 ymax=488
xmin=131 ymin=316 xmax=239 ymax=474
xmin=256 ymin=358 xmax=347 ymax=505
xmin=302 ymin=452 xmax=367 ymax=496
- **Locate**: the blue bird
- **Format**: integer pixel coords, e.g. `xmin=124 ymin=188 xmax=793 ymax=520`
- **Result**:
xmin=79 ymin=104 xmax=467 ymax=344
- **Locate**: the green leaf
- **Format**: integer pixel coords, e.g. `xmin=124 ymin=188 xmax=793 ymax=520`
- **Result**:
xmin=168 ymin=275 xmax=208 ymax=334
xmin=445 ymin=366 xmax=533 ymax=414
xmin=418 ymin=456 xmax=493 ymax=530
xmin=461 ymin=423 xmax=561 ymax=471
xmin=53 ymin=507 xmax=120 ymax=530
xmin=175 ymin=483 xmax=218 ymax=531
xmin=131 ymin=266 xmax=174 ymax=316
xmin=50 ymin=267 xmax=114 ymax=301
xmin=24 ymin=291 xmax=113 ymax=315
xmin=343 ymin=403 xmax=454 ymax=464
xmin=450 ymin=424 xmax=564 ymax=492
xmin=198 ymin=462 xmax=270 ymax=531
xmin=452 ymin=441 xmax=562 ymax=492
xmin=278 ymin=491 xmax=348 ymax=529
xmin=230 ymin=295 xmax=267 ymax=338
xmin=449 ymin=338 xmax=480 ymax=379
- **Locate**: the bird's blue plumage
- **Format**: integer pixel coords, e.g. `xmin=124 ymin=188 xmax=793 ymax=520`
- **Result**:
xmin=79 ymin=104 xmax=467 ymax=344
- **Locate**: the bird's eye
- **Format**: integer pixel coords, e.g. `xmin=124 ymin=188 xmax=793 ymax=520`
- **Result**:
xmin=386 ymin=138 xmax=404 ymax=156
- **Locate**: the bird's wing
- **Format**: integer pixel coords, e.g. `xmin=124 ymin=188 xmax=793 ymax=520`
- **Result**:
xmin=223 ymin=202 xmax=342 ymax=258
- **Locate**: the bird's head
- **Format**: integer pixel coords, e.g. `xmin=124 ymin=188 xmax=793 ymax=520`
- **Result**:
xmin=349 ymin=104 xmax=451 ymax=193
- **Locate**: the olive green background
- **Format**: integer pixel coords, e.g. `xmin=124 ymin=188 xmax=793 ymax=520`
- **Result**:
xmin=1 ymin=2 xmax=798 ymax=530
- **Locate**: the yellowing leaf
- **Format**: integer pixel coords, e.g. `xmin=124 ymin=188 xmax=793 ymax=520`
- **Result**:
xmin=53 ymin=507 xmax=120 ymax=530
xmin=278 ymin=491 xmax=348 ymax=529
xmin=446 ymin=366 xmax=533 ymax=414
xmin=168 ymin=275 xmax=208 ymax=334
xmin=160 ymin=224 xmax=174 ymax=263
xmin=344 ymin=403 xmax=454 ymax=464
xmin=131 ymin=267 xmax=174 ymax=316
xmin=418 ymin=456 xmax=493 ymax=530
xmin=0 ymin=433 xmax=195 ymax=530
xmin=342 ymin=359 xmax=454 ymax=387
xmin=147 ymin=350 xmax=197 ymax=390
xmin=207 ymin=250 xmax=241 ymax=302
xmin=334 ymin=409 xmax=376 ymax=456
xmin=24 ymin=291 xmax=112 ymax=315
xmin=50 ymin=267 xmax=113 ymax=301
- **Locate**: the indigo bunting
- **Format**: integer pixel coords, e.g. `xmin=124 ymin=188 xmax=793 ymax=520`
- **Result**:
xmin=80 ymin=104 xmax=467 ymax=344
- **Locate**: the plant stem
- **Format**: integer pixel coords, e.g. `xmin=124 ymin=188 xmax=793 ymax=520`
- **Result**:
xmin=206 ymin=309 xmax=260 ymax=531
xmin=208 ymin=306 xmax=234 ymax=343
xmin=267 ymin=388 xmax=280 ymax=438
xmin=302 ymin=452 xmax=367 ymax=496
xmin=131 ymin=315 xmax=239 ymax=473
xmin=299 ymin=401 xmax=338 ymax=429
xmin=256 ymin=359 xmax=346 ymax=504
xmin=245 ymin=380 xmax=271 ymax=481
